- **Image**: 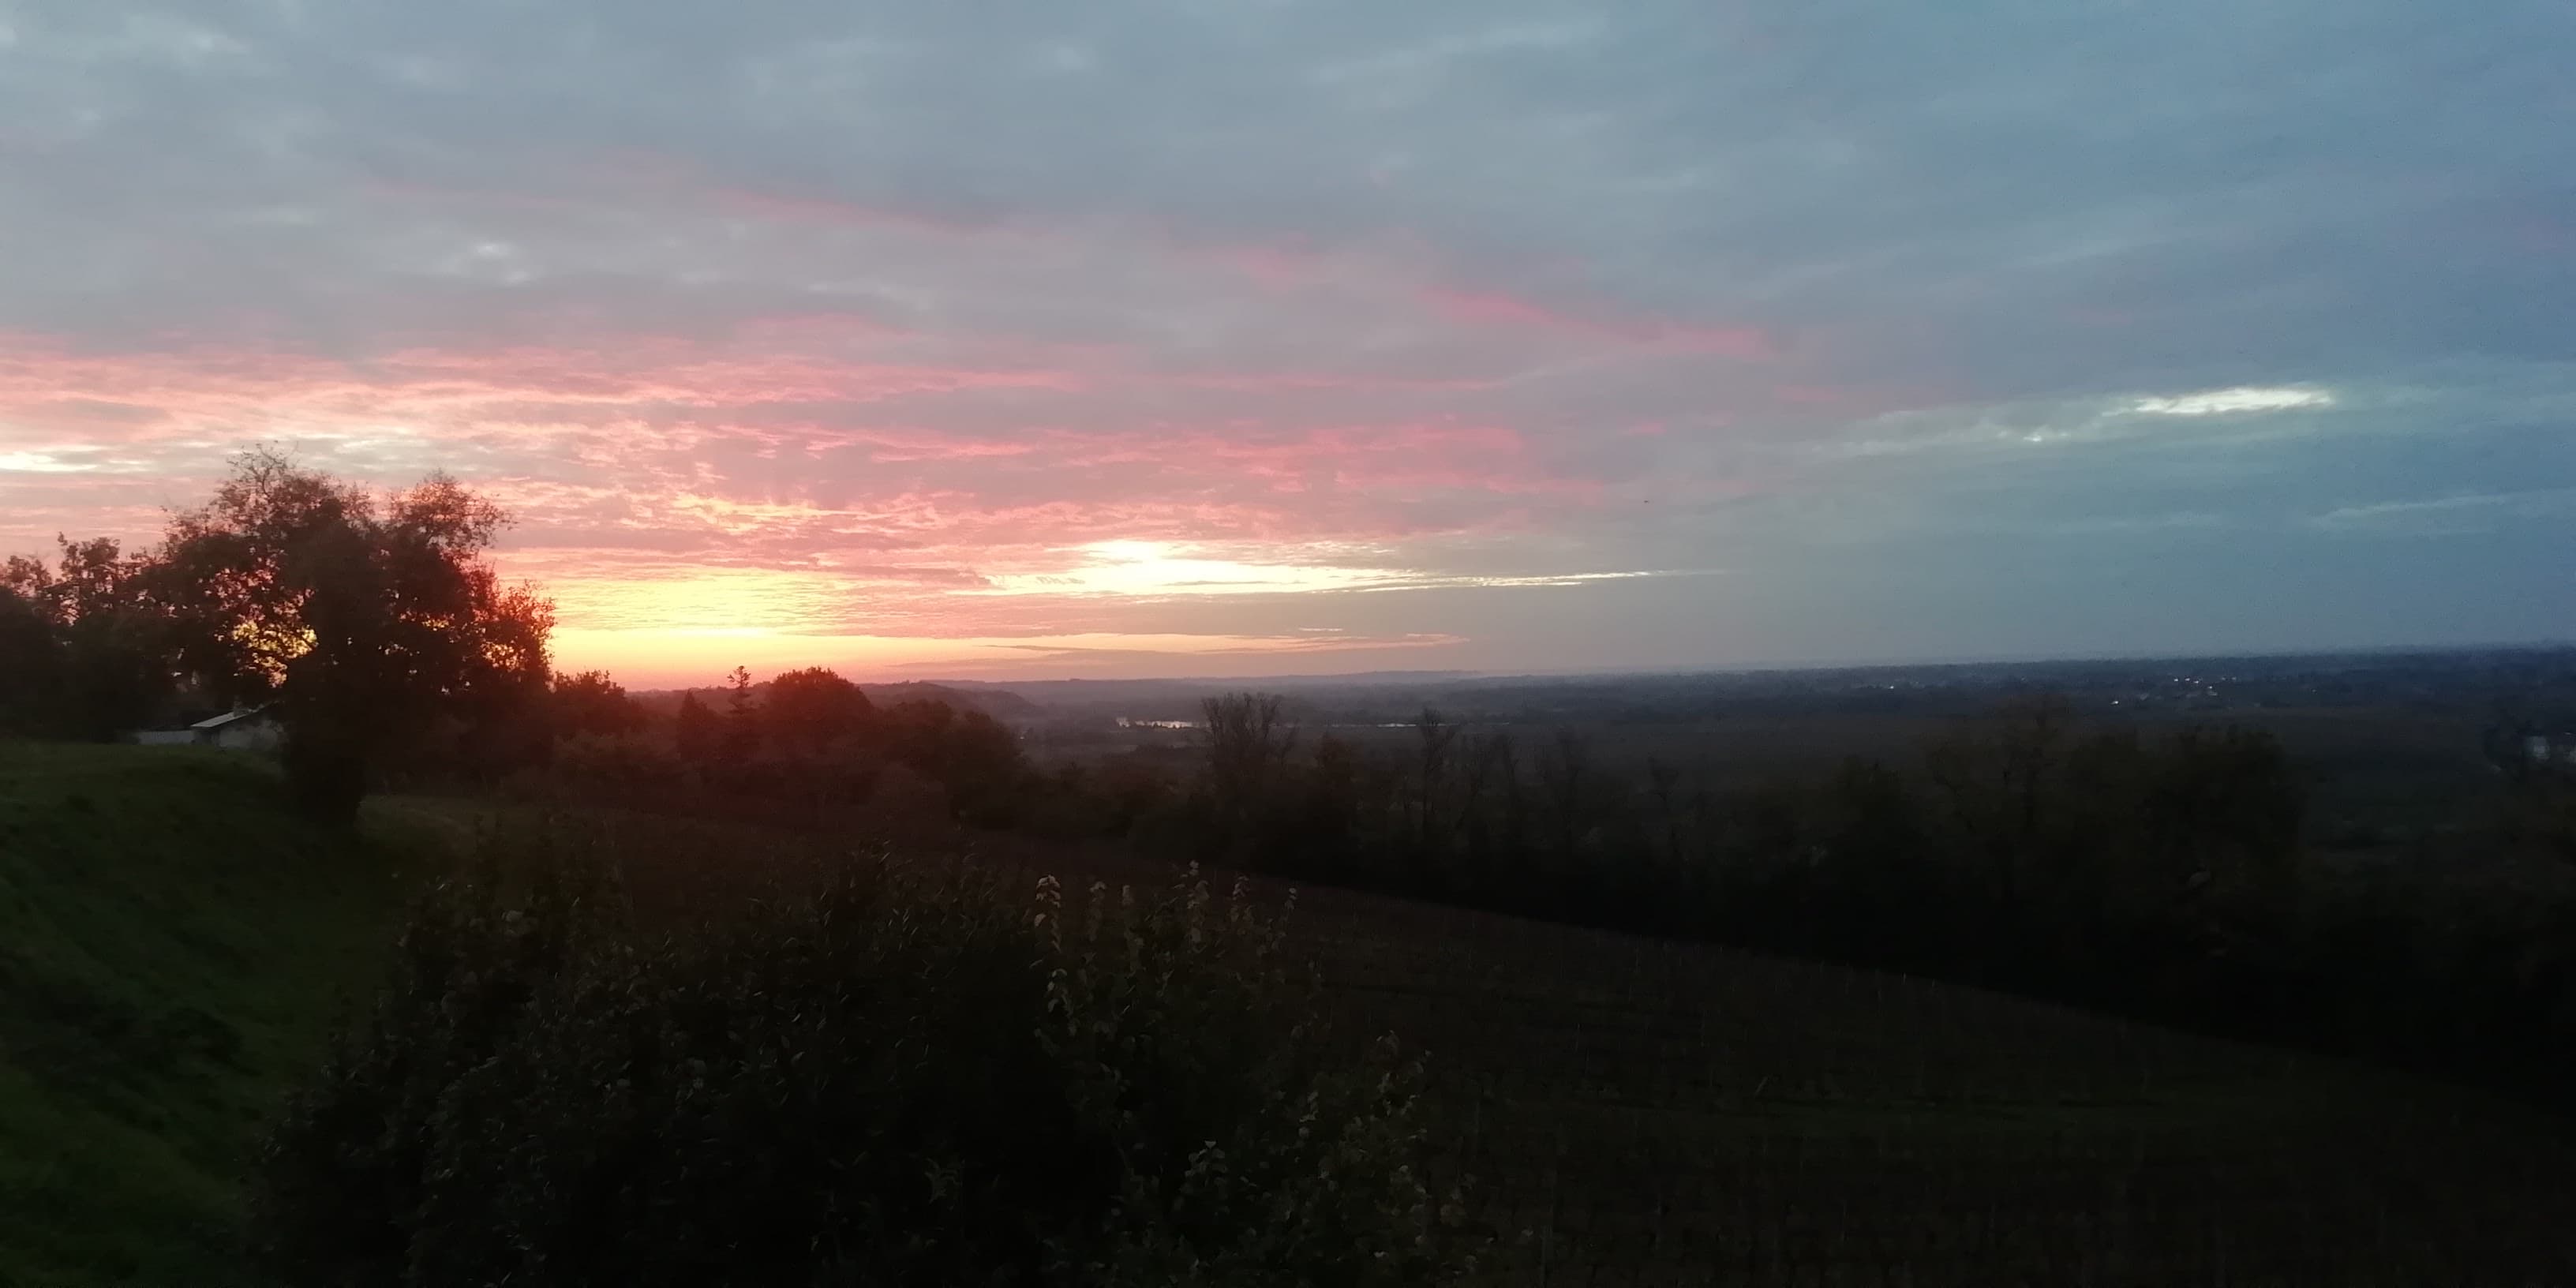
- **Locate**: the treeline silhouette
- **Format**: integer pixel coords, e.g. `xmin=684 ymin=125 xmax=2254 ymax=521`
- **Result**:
xmin=527 ymin=665 xmax=1170 ymax=841
xmin=1159 ymin=693 xmax=2576 ymax=1099
xmin=2 ymin=451 xmax=550 ymax=824
xmin=522 ymin=673 xmax=2576 ymax=1099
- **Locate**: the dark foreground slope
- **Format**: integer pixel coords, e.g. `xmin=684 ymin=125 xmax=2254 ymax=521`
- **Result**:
xmin=462 ymin=799 xmax=2576 ymax=1285
xmin=1285 ymin=884 xmax=2576 ymax=1285
xmin=0 ymin=743 xmax=425 ymax=1287
xmin=9 ymin=760 xmax=2574 ymax=1286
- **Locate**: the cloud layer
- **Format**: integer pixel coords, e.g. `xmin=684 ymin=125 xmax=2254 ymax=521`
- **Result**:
xmin=2 ymin=0 xmax=2570 ymax=680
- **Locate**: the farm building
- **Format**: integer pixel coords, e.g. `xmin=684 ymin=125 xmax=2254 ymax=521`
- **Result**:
xmin=190 ymin=707 xmax=282 ymax=751
xmin=126 ymin=707 xmax=283 ymax=751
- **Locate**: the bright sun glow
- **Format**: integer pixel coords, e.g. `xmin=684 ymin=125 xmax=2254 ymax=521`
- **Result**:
xmin=549 ymin=626 xmax=1462 ymax=686
xmin=976 ymin=540 xmax=1412 ymax=597
xmin=545 ymin=567 xmax=858 ymax=635
xmin=0 ymin=450 xmax=98 ymax=473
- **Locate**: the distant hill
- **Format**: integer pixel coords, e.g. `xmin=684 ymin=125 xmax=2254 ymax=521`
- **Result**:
xmin=861 ymin=681 xmax=1042 ymax=719
xmin=932 ymin=672 xmax=1489 ymax=723
xmin=629 ymin=680 xmax=1041 ymax=722
xmin=951 ymin=672 xmax=1481 ymax=706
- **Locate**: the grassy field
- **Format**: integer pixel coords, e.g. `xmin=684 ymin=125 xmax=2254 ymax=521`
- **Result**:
xmin=438 ymin=799 xmax=2576 ymax=1284
xmin=1285 ymin=886 xmax=2576 ymax=1285
xmin=0 ymin=743 xmax=434 ymax=1288
xmin=8 ymin=746 xmax=2574 ymax=1285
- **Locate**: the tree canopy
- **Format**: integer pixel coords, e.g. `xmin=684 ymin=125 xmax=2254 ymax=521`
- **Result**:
xmin=0 ymin=536 xmax=172 ymax=740
xmin=142 ymin=449 xmax=552 ymax=821
xmin=551 ymin=669 xmax=648 ymax=739
xmin=762 ymin=666 xmax=874 ymax=753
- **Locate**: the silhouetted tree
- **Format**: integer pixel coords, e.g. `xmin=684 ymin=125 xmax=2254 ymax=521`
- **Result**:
xmin=879 ymin=698 xmax=1028 ymax=824
xmin=1535 ymin=730 xmax=1594 ymax=863
xmin=673 ymin=691 xmax=720 ymax=765
xmin=1411 ymin=708 xmax=1458 ymax=861
xmin=0 ymin=582 xmax=64 ymax=735
xmin=762 ymin=666 xmax=872 ymax=754
xmin=2142 ymin=724 xmax=2301 ymax=908
xmin=720 ymin=665 xmax=758 ymax=763
xmin=1296 ymin=733 xmax=1365 ymax=871
xmin=1201 ymin=692 xmax=1297 ymax=844
xmin=0 ymin=536 xmax=174 ymax=739
xmin=1470 ymin=731 xmax=1526 ymax=876
xmin=138 ymin=449 xmax=552 ymax=823
xmin=1924 ymin=694 xmax=2076 ymax=923
xmin=1644 ymin=756 xmax=1685 ymax=867
xmin=550 ymin=670 xmax=648 ymax=739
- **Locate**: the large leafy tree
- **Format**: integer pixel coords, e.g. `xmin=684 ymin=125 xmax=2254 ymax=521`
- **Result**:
xmin=551 ymin=669 xmax=649 ymax=739
xmin=0 ymin=579 xmax=66 ymax=735
xmin=673 ymin=691 xmax=721 ymax=764
xmin=762 ymin=665 xmax=873 ymax=754
xmin=0 ymin=536 xmax=172 ymax=739
xmin=142 ymin=449 xmax=552 ymax=822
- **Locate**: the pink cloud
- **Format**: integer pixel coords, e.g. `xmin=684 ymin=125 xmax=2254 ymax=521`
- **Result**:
xmin=1149 ymin=369 xmax=1499 ymax=394
xmin=0 ymin=331 xmax=1622 ymax=534
xmin=0 ymin=332 xmax=1088 ymax=447
xmin=0 ymin=146 xmax=1844 ymax=678
xmin=1 ymin=297 xmax=1730 ymax=663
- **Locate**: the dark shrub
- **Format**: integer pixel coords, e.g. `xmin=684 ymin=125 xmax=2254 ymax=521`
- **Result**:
xmin=254 ymin=827 xmax=1475 ymax=1287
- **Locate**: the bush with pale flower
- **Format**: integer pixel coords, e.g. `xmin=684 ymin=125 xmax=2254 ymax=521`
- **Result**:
xmin=253 ymin=826 xmax=1480 ymax=1286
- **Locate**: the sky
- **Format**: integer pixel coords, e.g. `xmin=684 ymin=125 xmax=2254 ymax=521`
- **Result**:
xmin=2 ymin=1 xmax=2571 ymax=684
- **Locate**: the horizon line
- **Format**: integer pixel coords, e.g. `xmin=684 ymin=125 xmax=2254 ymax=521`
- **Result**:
xmin=618 ymin=636 xmax=2576 ymax=695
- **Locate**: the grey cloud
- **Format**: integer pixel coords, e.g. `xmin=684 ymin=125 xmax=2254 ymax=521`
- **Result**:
xmin=3 ymin=0 xmax=2573 ymax=663
xmin=2308 ymin=489 xmax=2576 ymax=535
xmin=12 ymin=0 xmax=2569 ymax=388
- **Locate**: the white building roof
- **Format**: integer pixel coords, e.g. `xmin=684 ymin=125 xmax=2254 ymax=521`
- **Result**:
xmin=189 ymin=706 xmax=273 ymax=731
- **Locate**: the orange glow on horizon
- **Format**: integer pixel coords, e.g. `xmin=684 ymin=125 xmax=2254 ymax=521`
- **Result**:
xmin=550 ymin=626 xmax=1465 ymax=686
xmin=527 ymin=550 xmax=1478 ymax=683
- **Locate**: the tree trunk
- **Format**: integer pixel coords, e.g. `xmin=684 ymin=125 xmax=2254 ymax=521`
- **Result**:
xmin=283 ymin=725 xmax=368 ymax=829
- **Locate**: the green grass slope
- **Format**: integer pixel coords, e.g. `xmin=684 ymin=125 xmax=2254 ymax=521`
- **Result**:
xmin=0 ymin=742 xmax=424 ymax=1288
xmin=15 ymin=769 xmax=2576 ymax=1286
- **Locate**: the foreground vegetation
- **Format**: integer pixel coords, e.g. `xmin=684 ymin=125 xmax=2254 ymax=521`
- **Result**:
xmin=0 ymin=744 xmax=1477 ymax=1287
xmin=0 ymin=743 xmax=421 ymax=1286
xmin=8 ymin=743 xmax=2576 ymax=1284
xmin=1166 ymin=692 xmax=2576 ymax=1099
xmin=1296 ymin=883 xmax=2576 ymax=1285
xmin=255 ymin=829 xmax=1473 ymax=1287
xmin=532 ymin=676 xmax=2576 ymax=1104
